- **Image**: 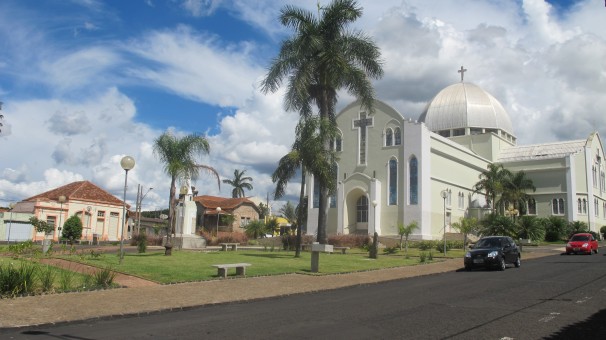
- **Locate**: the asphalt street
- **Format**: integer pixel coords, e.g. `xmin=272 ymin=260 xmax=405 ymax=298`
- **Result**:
xmin=4 ymin=252 xmax=606 ymax=339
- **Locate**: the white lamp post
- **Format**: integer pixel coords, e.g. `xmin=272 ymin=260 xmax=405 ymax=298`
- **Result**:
xmin=58 ymin=195 xmax=66 ymax=240
xmin=137 ymin=187 xmax=153 ymax=233
xmin=371 ymin=200 xmax=378 ymax=234
xmin=120 ymin=156 xmax=135 ymax=264
xmin=7 ymin=203 xmax=15 ymax=243
xmin=440 ymin=190 xmax=448 ymax=256
xmin=216 ymin=207 xmax=221 ymax=236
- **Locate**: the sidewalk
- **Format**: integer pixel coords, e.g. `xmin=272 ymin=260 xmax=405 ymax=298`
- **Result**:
xmin=0 ymin=245 xmax=563 ymax=329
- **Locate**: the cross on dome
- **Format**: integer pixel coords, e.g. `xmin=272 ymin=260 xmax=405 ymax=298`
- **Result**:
xmin=458 ymin=66 xmax=467 ymax=82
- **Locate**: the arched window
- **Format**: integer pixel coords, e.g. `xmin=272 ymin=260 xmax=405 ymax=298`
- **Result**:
xmin=578 ymin=198 xmax=582 ymax=214
xmin=527 ymin=198 xmax=536 ymax=215
xmin=409 ymin=157 xmax=418 ymax=205
xmin=356 ymin=196 xmax=368 ymax=223
xmin=330 ymin=163 xmax=338 ymax=208
xmin=385 ymin=128 xmax=393 ymax=146
xmin=394 ymin=127 xmax=402 ymax=145
xmin=558 ymin=198 xmax=565 ymax=214
xmin=389 ymin=159 xmax=397 ymax=205
xmin=334 ymin=135 xmax=342 ymax=152
xmin=582 ymin=199 xmax=587 ymax=214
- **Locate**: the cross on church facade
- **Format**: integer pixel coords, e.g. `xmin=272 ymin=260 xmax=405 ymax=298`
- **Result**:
xmin=353 ymin=112 xmax=373 ymax=164
xmin=458 ymin=66 xmax=467 ymax=82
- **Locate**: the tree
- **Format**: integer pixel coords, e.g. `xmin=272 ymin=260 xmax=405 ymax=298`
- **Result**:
xmin=220 ymin=214 xmax=236 ymax=232
xmin=478 ymin=213 xmax=517 ymax=238
xmin=542 ymin=216 xmax=568 ymax=241
xmin=261 ymin=0 xmax=383 ymax=244
xmin=266 ymin=217 xmax=281 ymax=236
xmin=567 ymin=220 xmax=588 ymax=238
xmin=244 ymin=219 xmax=267 ymax=239
xmin=398 ymin=221 xmax=417 ymax=254
xmin=258 ymin=202 xmax=270 ymax=220
xmin=153 ymin=131 xmax=220 ymax=255
xmin=516 ymin=216 xmax=545 ymax=241
xmin=29 ymin=217 xmax=54 ymax=235
xmin=473 ymin=163 xmax=510 ymax=214
xmin=451 ymin=217 xmax=478 ymax=248
xmin=500 ymin=170 xmax=536 ymax=218
xmin=222 ymin=169 xmax=253 ymax=198
xmin=61 ymin=215 xmax=83 ymax=245
xmin=272 ymin=117 xmax=336 ymax=256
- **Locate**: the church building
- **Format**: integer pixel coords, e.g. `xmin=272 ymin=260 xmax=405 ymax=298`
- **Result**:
xmin=306 ymin=68 xmax=606 ymax=240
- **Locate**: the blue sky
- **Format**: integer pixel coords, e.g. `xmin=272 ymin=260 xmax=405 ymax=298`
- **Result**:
xmin=1 ymin=0 xmax=605 ymax=212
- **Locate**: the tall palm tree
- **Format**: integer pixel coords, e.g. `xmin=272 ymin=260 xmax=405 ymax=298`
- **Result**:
xmin=222 ymin=169 xmax=253 ymax=198
xmin=500 ymin=170 xmax=536 ymax=217
xmin=261 ymin=0 xmax=383 ymax=244
xmin=153 ymin=131 xmax=220 ymax=254
xmin=273 ymin=117 xmax=337 ymax=256
xmin=473 ymin=163 xmax=511 ymax=214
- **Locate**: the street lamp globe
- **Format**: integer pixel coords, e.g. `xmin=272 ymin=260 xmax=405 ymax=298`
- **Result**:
xmin=120 ymin=155 xmax=135 ymax=171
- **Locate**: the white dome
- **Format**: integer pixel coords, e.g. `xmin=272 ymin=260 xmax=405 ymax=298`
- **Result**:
xmin=418 ymin=82 xmax=515 ymax=138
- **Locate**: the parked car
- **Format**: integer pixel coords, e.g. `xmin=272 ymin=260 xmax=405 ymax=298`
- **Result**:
xmin=565 ymin=233 xmax=599 ymax=255
xmin=464 ymin=236 xmax=521 ymax=271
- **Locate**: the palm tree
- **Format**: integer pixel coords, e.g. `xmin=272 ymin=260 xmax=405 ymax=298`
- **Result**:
xmin=261 ymin=0 xmax=383 ymax=244
xmin=500 ymin=170 xmax=536 ymax=217
xmin=272 ymin=117 xmax=336 ymax=256
xmin=153 ymin=131 xmax=220 ymax=255
xmin=222 ymin=169 xmax=253 ymax=198
xmin=451 ymin=217 xmax=478 ymax=248
xmin=279 ymin=201 xmax=297 ymax=231
xmin=473 ymin=163 xmax=511 ymax=214
xmin=397 ymin=221 xmax=417 ymax=254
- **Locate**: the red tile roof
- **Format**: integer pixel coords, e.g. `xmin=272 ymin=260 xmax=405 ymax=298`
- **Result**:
xmin=23 ymin=181 xmax=129 ymax=208
xmin=193 ymin=195 xmax=259 ymax=214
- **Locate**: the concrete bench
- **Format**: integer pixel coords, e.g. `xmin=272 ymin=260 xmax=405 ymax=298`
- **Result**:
xmin=334 ymin=246 xmax=350 ymax=254
xmin=212 ymin=263 xmax=252 ymax=278
xmin=219 ymin=243 xmax=239 ymax=251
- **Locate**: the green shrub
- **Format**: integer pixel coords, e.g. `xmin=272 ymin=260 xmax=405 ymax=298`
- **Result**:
xmin=62 ymin=215 xmax=83 ymax=245
xmin=415 ymin=240 xmax=435 ymax=251
xmin=0 ymin=262 xmax=37 ymax=297
xmin=281 ymin=234 xmax=315 ymax=250
xmin=131 ymin=232 xmax=147 ymax=253
xmin=58 ymin=269 xmax=76 ymax=292
xmin=419 ymin=252 xmax=427 ymax=263
xmin=328 ymin=234 xmax=371 ymax=248
xmin=93 ymin=266 xmax=116 ymax=289
xmin=38 ymin=265 xmax=56 ymax=293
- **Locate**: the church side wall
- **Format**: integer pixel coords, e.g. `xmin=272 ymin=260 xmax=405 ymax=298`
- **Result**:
xmin=429 ymin=136 xmax=489 ymax=240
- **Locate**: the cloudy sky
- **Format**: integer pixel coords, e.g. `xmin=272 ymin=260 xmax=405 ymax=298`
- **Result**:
xmin=0 ymin=0 xmax=604 ymax=213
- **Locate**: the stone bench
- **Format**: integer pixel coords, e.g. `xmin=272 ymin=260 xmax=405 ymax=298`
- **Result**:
xmin=212 ymin=263 xmax=252 ymax=278
xmin=334 ymin=246 xmax=350 ymax=254
xmin=219 ymin=243 xmax=239 ymax=251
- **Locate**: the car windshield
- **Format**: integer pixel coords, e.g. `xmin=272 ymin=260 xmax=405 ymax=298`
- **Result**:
xmin=570 ymin=235 xmax=589 ymax=241
xmin=476 ymin=238 xmax=502 ymax=248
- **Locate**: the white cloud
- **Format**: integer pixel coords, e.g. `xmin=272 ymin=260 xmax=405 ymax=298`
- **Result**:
xmin=126 ymin=25 xmax=263 ymax=108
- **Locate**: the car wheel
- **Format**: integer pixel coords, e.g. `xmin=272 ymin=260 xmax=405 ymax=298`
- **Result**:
xmin=464 ymin=265 xmax=471 ymax=271
xmin=588 ymin=250 xmax=593 ymax=255
xmin=595 ymin=248 xmax=599 ymax=254
xmin=514 ymin=256 xmax=521 ymax=268
xmin=498 ymin=258 xmax=506 ymax=271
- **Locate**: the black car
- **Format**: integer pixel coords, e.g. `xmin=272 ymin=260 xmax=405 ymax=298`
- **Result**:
xmin=464 ymin=236 xmax=521 ymax=271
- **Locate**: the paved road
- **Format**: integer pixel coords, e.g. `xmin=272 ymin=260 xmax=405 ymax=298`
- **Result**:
xmin=4 ymin=252 xmax=606 ymax=339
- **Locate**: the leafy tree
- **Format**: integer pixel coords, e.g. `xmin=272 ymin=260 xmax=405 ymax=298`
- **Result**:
xmin=451 ymin=217 xmax=478 ymax=247
xmin=261 ymin=0 xmax=383 ymax=244
xmin=244 ymin=219 xmax=267 ymax=239
xmin=220 ymin=214 xmax=236 ymax=232
xmin=398 ymin=221 xmax=417 ymax=254
xmin=473 ymin=163 xmax=510 ymax=214
xmin=222 ymin=169 xmax=253 ymax=198
xmin=516 ymin=216 xmax=545 ymax=241
xmin=153 ymin=131 xmax=220 ymax=255
xmin=29 ymin=217 xmax=54 ymax=235
xmin=62 ymin=215 xmax=83 ymax=245
xmin=478 ymin=213 xmax=517 ymax=238
xmin=258 ymin=203 xmax=270 ymax=220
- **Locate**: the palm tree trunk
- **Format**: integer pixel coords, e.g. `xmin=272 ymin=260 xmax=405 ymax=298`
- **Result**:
xmin=165 ymin=176 xmax=177 ymax=255
xmin=295 ymin=166 xmax=306 ymax=258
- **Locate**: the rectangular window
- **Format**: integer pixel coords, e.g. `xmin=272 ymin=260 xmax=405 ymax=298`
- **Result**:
xmin=595 ymin=198 xmax=599 ymax=217
xmin=458 ymin=192 xmax=464 ymax=209
xmin=110 ymin=212 xmax=119 ymax=217
xmin=527 ymin=199 xmax=537 ymax=215
xmin=97 ymin=211 xmax=105 ymax=217
xmin=46 ymin=216 xmax=56 ymax=227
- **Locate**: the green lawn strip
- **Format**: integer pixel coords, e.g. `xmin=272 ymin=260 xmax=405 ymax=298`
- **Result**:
xmin=68 ymin=249 xmax=463 ymax=283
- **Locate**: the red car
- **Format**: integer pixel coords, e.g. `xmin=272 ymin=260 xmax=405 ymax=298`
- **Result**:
xmin=566 ymin=233 xmax=599 ymax=255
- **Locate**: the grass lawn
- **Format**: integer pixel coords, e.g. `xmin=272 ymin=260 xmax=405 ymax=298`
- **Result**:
xmin=70 ymin=247 xmax=464 ymax=284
